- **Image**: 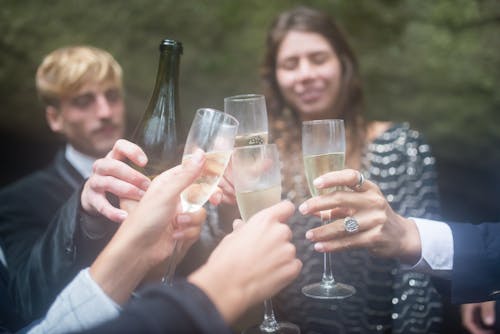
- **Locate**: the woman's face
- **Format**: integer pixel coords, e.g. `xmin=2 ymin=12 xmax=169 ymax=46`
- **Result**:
xmin=275 ymin=30 xmax=342 ymax=121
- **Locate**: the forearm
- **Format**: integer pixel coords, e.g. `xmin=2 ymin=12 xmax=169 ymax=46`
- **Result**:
xmin=89 ymin=230 xmax=153 ymax=305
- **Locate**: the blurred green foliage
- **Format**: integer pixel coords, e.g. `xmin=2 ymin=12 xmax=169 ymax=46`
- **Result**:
xmin=1 ymin=0 xmax=499 ymax=221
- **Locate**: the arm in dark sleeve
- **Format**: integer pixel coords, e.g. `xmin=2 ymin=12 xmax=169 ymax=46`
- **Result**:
xmin=0 ymin=260 xmax=23 ymax=332
xmin=77 ymin=280 xmax=231 ymax=334
xmin=3 ymin=189 xmax=117 ymax=324
xmin=450 ymin=221 xmax=500 ymax=304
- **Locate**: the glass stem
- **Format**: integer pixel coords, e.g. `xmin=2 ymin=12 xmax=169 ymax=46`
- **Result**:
xmin=320 ymin=211 xmax=335 ymax=287
xmin=259 ymin=298 xmax=280 ymax=332
xmin=163 ymin=240 xmax=182 ymax=285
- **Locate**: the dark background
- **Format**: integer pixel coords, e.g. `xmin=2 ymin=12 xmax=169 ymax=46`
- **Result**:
xmin=1 ymin=0 xmax=499 ymax=332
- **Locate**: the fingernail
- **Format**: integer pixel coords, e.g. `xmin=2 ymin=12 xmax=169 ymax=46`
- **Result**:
xmin=298 ymin=203 xmax=308 ymax=214
xmin=305 ymin=230 xmax=314 ymax=240
xmin=176 ymin=214 xmax=192 ymax=225
xmin=138 ymin=155 xmax=147 ymax=165
xmin=118 ymin=211 xmax=128 ymax=220
xmin=313 ymin=177 xmax=324 ymax=188
xmin=314 ymin=242 xmax=324 ymax=252
xmin=485 ymin=316 xmax=494 ymax=325
xmin=138 ymin=190 xmax=146 ymax=197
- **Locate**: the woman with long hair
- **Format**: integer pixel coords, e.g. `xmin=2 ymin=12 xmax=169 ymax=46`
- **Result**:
xmin=261 ymin=6 xmax=443 ymax=333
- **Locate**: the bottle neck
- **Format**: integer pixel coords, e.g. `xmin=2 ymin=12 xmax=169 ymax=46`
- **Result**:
xmin=149 ymin=50 xmax=181 ymax=114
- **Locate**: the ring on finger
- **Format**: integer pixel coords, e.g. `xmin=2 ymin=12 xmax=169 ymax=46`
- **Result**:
xmin=354 ymin=172 xmax=365 ymax=190
xmin=344 ymin=216 xmax=359 ymax=233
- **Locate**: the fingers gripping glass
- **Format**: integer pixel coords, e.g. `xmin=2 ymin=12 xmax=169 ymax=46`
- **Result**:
xmin=301 ymin=119 xmax=356 ymax=299
xmin=163 ymin=108 xmax=239 ymax=284
xmin=232 ymin=144 xmax=300 ymax=334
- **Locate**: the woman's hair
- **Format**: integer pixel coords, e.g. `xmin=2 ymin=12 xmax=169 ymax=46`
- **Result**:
xmin=36 ymin=46 xmax=123 ymax=107
xmin=261 ymin=6 xmax=366 ymax=154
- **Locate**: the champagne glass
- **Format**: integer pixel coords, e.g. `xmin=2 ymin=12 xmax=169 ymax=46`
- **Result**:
xmin=224 ymin=94 xmax=268 ymax=147
xmin=232 ymin=144 xmax=300 ymax=334
xmin=164 ymin=108 xmax=239 ymax=284
xmin=301 ymin=119 xmax=356 ymax=299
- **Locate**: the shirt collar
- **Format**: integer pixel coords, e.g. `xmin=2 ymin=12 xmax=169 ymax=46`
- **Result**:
xmin=65 ymin=144 xmax=96 ymax=179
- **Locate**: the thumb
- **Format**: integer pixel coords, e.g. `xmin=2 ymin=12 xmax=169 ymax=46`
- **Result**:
xmin=481 ymin=301 xmax=496 ymax=326
xmin=153 ymin=149 xmax=205 ymax=197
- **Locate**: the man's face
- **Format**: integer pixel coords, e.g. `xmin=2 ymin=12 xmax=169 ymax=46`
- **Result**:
xmin=46 ymin=82 xmax=125 ymax=158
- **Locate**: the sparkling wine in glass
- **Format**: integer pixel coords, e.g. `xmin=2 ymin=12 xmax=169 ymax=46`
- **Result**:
xmin=233 ymin=144 xmax=300 ymax=334
xmin=181 ymin=150 xmax=233 ymax=212
xmin=224 ymin=94 xmax=268 ymax=147
xmin=301 ymin=119 xmax=356 ymax=299
xmin=164 ymin=108 xmax=238 ymax=284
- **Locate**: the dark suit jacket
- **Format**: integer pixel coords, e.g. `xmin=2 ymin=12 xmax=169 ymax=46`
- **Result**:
xmin=0 ymin=259 xmax=23 ymax=332
xmin=0 ymin=150 xmax=116 ymax=327
xmin=450 ymin=221 xmax=500 ymax=304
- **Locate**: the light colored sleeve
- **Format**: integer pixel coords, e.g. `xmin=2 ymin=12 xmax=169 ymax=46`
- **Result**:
xmin=403 ymin=217 xmax=454 ymax=279
xmin=27 ymin=268 xmax=121 ymax=334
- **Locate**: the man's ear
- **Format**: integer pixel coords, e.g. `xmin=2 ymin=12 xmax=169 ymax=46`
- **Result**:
xmin=45 ymin=106 xmax=63 ymax=133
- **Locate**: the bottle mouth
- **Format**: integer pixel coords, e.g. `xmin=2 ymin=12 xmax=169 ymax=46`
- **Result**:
xmin=160 ymin=39 xmax=183 ymax=53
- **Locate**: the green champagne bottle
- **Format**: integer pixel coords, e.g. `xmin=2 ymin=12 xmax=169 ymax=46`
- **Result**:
xmin=131 ymin=39 xmax=183 ymax=179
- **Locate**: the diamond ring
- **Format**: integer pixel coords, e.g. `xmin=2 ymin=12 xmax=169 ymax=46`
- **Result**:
xmin=344 ymin=216 xmax=359 ymax=233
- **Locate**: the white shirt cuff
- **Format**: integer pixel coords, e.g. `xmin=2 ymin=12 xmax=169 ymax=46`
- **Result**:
xmin=404 ymin=217 xmax=453 ymax=279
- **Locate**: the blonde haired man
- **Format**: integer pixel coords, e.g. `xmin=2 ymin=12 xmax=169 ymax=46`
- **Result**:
xmin=0 ymin=46 xmax=146 ymax=328
xmin=37 ymin=46 xmax=125 ymax=160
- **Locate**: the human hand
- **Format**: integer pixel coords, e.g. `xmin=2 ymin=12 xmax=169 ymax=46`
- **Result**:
xmin=188 ymin=200 xmax=302 ymax=324
xmin=461 ymin=301 xmax=496 ymax=334
xmin=298 ymin=169 xmax=421 ymax=264
xmin=90 ymin=150 xmax=206 ymax=304
xmin=140 ymin=207 xmax=208 ymax=284
xmin=81 ymin=139 xmax=150 ymax=223
xmin=118 ymin=150 xmax=207 ymax=262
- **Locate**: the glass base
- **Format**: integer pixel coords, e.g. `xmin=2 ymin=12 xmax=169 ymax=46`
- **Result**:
xmin=242 ymin=321 xmax=300 ymax=334
xmin=301 ymin=281 xmax=356 ymax=300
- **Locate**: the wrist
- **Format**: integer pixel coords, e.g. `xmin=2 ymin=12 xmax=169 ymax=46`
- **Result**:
xmin=188 ymin=263 xmax=246 ymax=324
xmin=398 ymin=217 xmax=422 ymax=265
xmin=90 ymin=230 xmax=152 ymax=305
